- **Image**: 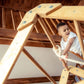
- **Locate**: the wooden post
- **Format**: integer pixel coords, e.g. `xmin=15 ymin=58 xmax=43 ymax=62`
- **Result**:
xmin=44 ymin=18 xmax=55 ymax=35
xmin=11 ymin=10 xmax=16 ymax=30
xmin=2 ymin=8 xmax=6 ymax=28
xmin=73 ymin=20 xmax=84 ymax=59
xmin=34 ymin=25 xmax=39 ymax=33
xmin=59 ymin=68 xmax=69 ymax=84
xmin=19 ymin=11 xmax=23 ymax=20
xmin=38 ymin=17 xmax=69 ymax=71
xmin=56 ymin=19 xmax=60 ymax=23
xmin=50 ymin=19 xmax=57 ymax=28
xmin=67 ymin=21 xmax=76 ymax=33
xmin=23 ymin=48 xmax=56 ymax=84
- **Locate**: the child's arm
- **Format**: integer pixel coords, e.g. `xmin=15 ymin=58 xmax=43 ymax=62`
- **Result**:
xmin=62 ymin=37 xmax=76 ymax=55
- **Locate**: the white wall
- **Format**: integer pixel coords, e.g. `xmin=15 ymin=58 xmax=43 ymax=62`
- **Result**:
xmin=0 ymin=44 xmax=83 ymax=80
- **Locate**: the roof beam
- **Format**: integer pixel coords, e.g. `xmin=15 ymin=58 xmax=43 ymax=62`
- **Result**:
xmin=0 ymin=28 xmax=61 ymax=42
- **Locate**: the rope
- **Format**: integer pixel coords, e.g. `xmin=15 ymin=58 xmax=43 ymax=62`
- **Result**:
xmin=60 ymin=55 xmax=84 ymax=65
xmin=53 ymin=45 xmax=84 ymax=65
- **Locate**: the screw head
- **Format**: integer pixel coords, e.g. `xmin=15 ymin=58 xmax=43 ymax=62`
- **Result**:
xmin=49 ymin=5 xmax=53 ymax=8
xmin=38 ymin=5 xmax=41 ymax=8
xmin=29 ymin=10 xmax=32 ymax=14
xmin=22 ymin=21 xmax=26 ymax=24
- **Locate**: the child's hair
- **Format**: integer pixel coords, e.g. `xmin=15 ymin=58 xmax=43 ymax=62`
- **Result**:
xmin=57 ymin=22 xmax=66 ymax=31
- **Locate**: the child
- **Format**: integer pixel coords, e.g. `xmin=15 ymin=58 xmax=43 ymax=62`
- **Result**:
xmin=55 ymin=22 xmax=82 ymax=69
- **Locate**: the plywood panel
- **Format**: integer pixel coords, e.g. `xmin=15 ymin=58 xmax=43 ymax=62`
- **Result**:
xmin=41 ymin=6 xmax=84 ymax=21
xmin=17 ymin=3 xmax=62 ymax=30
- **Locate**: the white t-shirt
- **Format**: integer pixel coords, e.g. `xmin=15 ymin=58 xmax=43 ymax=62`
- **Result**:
xmin=60 ymin=32 xmax=82 ymax=56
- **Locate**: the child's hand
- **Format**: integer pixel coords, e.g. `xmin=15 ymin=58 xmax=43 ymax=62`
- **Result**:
xmin=53 ymin=45 xmax=62 ymax=57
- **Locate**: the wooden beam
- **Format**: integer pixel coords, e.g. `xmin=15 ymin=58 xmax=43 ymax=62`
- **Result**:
xmin=38 ymin=17 xmax=57 ymax=48
xmin=5 ymin=76 xmax=74 ymax=84
xmin=59 ymin=69 xmax=69 ymax=84
xmin=11 ymin=10 xmax=16 ymax=30
xmin=73 ymin=20 xmax=84 ymax=59
xmin=19 ymin=11 xmax=23 ymax=20
xmin=38 ymin=17 xmax=69 ymax=70
xmin=0 ymin=24 xmax=34 ymax=84
xmin=23 ymin=48 xmax=56 ymax=84
xmin=17 ymin=3 xmax=62 ymax=30
xmin=69 ymin=66 xmax=84 ymax=78
xmin=0 ymin=29 xmax=61 ymax=42
xmin=44 ymin=18 xmax=55 ymax=35
xmin=2 ymin=7 xmax=6 ymax=28
xmin=40 ymin=6 xmax=84 ymax=21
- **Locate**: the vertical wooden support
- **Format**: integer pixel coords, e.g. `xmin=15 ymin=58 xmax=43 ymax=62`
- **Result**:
xmin=0 ymin=24 xmax=34 ymax=84
xmin=34 ymin=25 xmax=39 ymax=33
xmin=23 ymin=48 xmax=56 ymax=84
xmin=11 ymin=10 xmax=16 ymax=30
xmin=2 ymin=8 xmax=6 ymax=28
xmin=73 ymin=20 xmax=84 ymax=59
xmin=56 ymin=19 xmax=60 ymax=23
xmin=67 ymin=21 xmax=76 ymax=33
xmin=44 ymin=18 xmax=55 ymax=35
xmin=38 ymin=17 xmax=57 ymax=48
xmin=38 ymin=17 xmax=69 ymax=70
xmin=19 ymin=11 xmax=23 ymax=20
xmin=50 ymin=19 xmax=57 ymax=31
xmin=59 ymin=69 xmax=69 ymax=84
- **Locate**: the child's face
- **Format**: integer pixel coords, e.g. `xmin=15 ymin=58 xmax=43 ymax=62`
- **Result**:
xmin=58 ymin=25 xmax=70 ymax=38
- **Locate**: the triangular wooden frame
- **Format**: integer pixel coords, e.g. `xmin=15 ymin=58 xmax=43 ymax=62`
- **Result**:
xmin=0 ymin=3 xmax=84 ymax=84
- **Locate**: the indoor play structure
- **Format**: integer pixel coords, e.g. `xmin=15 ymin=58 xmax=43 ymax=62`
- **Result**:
xmin=0 ymin=3 xmax=84 ymax=84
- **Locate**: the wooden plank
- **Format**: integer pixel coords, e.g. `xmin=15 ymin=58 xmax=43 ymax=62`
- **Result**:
xmin=17 ymin=12 xmax=37 ymax=30
xmin=38 ymin=17 xmax=57 ymax=48
xmin=73 ymin=20 xmax=84 ymax=59
xmin=59 ymin=69 xmax=69 ymax=84
xmin=5 ymin=76 xmax=74 ymax=84
xmin=50 ymin=19 xmax=57 ymax=28
xmin=11 ymin=10 xmax=16 ymax=30
xmin=19 ymin=11 xmax=23 ymax=20
xmin=0 ymin=24 xmax=34 ymax=84
xmin=34 ymin=24 xmax=39 ymax=33
xmin=23 ymin=48 xmax=57 ymax=84
xmin=44 ymin=18 xmax=55 ymax=35
xmin=67 ymin=21 xmax=76 ymax=33
xmin=75 ymin=80 xmax=84 ymax=84
xmin=17 ymin=3 xmax=62 ymax=30
xmin=41 ymin=6 xmax=84 ymax=21
xmin=38 ymin=17 xmax=69 ymax=70
xmin=69 ymin=66 xmax=84 ymax=78
xmin=36 ymin=3 xmax=62 ymax=15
